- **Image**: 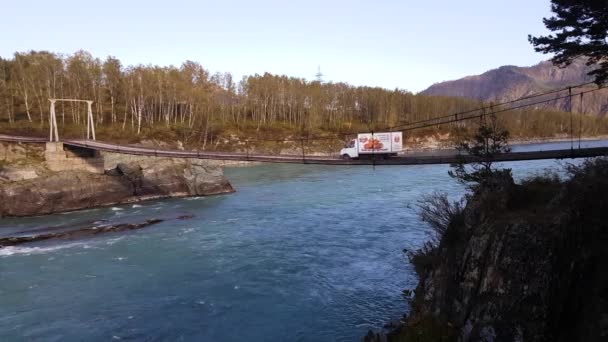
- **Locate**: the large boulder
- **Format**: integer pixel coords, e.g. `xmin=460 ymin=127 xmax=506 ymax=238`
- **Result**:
xmin=119 ymin=159 xmax=234 ymax=197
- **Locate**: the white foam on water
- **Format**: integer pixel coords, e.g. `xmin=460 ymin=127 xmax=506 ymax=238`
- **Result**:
xmin=106 ymin=237 xmax=124 ymax=245
xmin=181 ymin=228 xmax=195 ymax=234
xmin=59 ymin=207 xmax=97 ymax=215
xmin=185 ymin=197 xmax=205 ymax=201
xmin=0 ymin=242 xmax=85 ymax=257
xmin=111 ymin=207 xmax=124 ymax=211
xmin=132 ymin=204 xmax=142 ymax=208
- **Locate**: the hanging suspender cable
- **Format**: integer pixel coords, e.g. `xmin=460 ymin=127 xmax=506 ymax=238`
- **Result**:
xmin=300 ymin=138 xmax=305 ymax=162
xmin=569 ymin=87 xmax=573 ymax=152
xmin=579 ymin=93 xmax=583 ymax=149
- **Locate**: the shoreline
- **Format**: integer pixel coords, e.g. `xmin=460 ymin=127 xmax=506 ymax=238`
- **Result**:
xmin=403 ymin=134 xmax=608 ymax=152
xmin=510 ymin=134 xmax=608 ymax=145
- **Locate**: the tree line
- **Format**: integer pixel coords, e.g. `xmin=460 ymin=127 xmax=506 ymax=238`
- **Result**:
xmin=1 ymin=50 xmax=607 ymax=147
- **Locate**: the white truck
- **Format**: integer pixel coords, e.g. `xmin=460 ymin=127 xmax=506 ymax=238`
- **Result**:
xmin=339 ymin=132 xmax=403 ymax=159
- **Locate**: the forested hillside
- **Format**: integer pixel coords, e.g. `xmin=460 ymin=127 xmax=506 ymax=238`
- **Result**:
xmin=1 ymin=50 xmax=608 ymax=150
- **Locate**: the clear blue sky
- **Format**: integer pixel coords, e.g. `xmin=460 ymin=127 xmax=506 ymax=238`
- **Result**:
xmin=0 ymin=0 xmax=553 ymax=92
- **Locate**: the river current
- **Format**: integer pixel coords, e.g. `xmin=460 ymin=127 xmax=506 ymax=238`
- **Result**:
xmin=1 ymin=140 xmax=606 ymax=341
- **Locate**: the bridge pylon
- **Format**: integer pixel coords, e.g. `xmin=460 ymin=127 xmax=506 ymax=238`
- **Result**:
xmin=48 ymin=99 xmax=96 ymax=142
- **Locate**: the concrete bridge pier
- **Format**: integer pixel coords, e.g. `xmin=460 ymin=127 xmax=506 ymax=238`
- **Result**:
xmin=44 ymin=142 xmax=104 ymax=174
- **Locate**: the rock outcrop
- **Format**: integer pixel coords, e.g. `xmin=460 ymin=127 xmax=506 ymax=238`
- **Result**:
xmin=0 ymin=159 xmax=234 ymax=217
xmin=0 ymin=219 xmax=164 ymax=247
xmin=0 ymin=141 xmax=45 ymax=164
xmin=0 ymin=167 xmax=39 ymax=182
xmin=374 ymin=160 xmax=608 ymax=342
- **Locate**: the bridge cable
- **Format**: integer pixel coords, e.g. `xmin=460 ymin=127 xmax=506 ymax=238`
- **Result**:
xmin=229 ymin=82 xmax=598 ymax=145
xmin=569 ymin=87 xmax=573 ymax=152
xmin=400 ymin=87 xmax=604 ymax=132
xmin=383 ymin=81 xmax=597 ymax=133
xmin=280 ymin=82 xmax=597 ymax=143
xmin=300 ymin=138 xmax=305 ymax=163
xmin=579 ymin=93 xmax=584 ymax=150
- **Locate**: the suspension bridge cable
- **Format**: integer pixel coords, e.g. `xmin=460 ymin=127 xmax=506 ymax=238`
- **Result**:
xmin=579 ymin=92 xmax=583 ymax=149
xmin=217 ymin=82 xmax=601 ymax=145
xmin=569 ymin=87 xmax=573 ymax=152
xmin=297 ymin=81 xmax=598 ymax=142
xmin=389 ymin=81 xmax=597 ymax=132
xmin=400 ymin=87 xmax=604 ymax=132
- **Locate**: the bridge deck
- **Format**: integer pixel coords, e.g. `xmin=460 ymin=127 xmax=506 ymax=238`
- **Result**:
xmin=65 ymin=139 xmax=608 ymax=165
xmin=2 ymin=134 xmax=607 ymax=165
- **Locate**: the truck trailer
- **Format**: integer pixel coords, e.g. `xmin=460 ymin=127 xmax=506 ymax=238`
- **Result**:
xmin=339 ymin=132 xmax=403 ymax=159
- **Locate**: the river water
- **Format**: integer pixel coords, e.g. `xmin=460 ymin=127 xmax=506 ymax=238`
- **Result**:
xmin=0 ymin=140 xmax=606 ymax=341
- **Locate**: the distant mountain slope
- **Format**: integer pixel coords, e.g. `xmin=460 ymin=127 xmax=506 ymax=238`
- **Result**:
xmin=421 ymin=60 xmax=608 ymax=116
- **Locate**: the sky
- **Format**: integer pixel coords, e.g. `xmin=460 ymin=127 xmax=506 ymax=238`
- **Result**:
xmin=0 ymin=0 xmax=554 ymax=92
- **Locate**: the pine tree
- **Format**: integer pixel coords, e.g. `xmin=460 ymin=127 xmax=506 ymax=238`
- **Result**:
xmin=448 ymin=115 xmax=512 ymax=189
xmin=529 ymin=0 xmax=608 ymax=85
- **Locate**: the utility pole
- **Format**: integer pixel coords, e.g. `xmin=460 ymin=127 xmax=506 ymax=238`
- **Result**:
xmin=315 ymin=65 xmax=324 ymax=83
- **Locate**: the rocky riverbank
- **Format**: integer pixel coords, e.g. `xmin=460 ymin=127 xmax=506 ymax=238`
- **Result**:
xmin=368 ymin=159 xmax=608 ymax=341
xmin=0 ymin=141 xmax=234 ymax=217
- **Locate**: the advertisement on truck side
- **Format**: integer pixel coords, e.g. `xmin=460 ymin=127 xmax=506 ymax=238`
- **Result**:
xmin=357 ymin=132 xmax=402 ymax=153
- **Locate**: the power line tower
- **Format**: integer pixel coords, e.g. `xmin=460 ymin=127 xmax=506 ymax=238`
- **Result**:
xmin=314 ymin=65 xmax=324 ymax=83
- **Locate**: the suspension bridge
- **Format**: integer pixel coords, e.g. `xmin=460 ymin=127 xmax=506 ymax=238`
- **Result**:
xmin=0 ymin=83 xmax=607 ymax=166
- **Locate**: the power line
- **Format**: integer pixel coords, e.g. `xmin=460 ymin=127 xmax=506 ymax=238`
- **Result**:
xmin=315 ymin=66 xmax=324 ymax=83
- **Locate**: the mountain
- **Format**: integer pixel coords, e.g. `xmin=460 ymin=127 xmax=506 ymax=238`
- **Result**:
xmin=421 ymin=60 xmax=608 ymax=116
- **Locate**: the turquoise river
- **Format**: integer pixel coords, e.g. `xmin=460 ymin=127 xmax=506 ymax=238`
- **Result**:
xmin=1 ymin=140 xmax=606 ymax=341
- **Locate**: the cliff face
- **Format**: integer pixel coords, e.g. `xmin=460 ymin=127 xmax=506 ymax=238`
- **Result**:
xmin=421 ymin=60 xmax=608 ymax=116
xmin=0 ymin=159 xmax=234 ymax=217
xmin=384 ymin=161 xmax=608 ymax=341
xmin=0 ymin=141 xmax=45 ymax=164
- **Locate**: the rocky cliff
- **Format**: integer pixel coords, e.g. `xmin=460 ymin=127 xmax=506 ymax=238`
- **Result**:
xmin=421 ymin=59 xmax=608 ymax=116
xmin=0 ymin=155 xmax=234 ymax=217
xmin=372 ymin=159 xmax=608 ymax=341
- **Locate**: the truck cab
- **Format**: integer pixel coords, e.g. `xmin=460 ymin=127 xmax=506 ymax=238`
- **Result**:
xmin=340 ymin=139 xmax=358 ymax=159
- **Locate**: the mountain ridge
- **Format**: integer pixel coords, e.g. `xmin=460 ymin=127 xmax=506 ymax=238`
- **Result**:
xmin=421 ymin=60 xmax=608 ymax=115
